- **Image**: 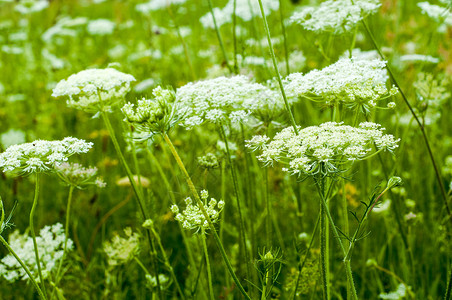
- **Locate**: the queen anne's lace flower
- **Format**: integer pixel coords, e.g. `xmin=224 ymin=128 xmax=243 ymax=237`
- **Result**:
xmin=246 ymin=122 xmax=399 ymax=176
xmin=284 ymin=58 xmax=398 ymax=113
xmin=136 ymin=0 xmax=187 ymax=13
xmin=0 ymin=223 xmax=72 ymax=282
xmin=0 ymin=137 xmax=93 ymax=174
xmin=56 ymin=162 xmax=106 ymax=188
xmin=14 ymin=0 xmax=49 ymax=14
xmin=52 ymin=68 xmax=136 ymax=113
xmin=176 ymin=75 xmax=284 ymax=128
xmin=171 ymin=190 xmax=225 ymax=232
xmin=290 ymin=0 xmax=381 ymax=34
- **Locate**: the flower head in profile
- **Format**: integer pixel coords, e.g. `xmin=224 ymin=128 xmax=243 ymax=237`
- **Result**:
xmin=55 ymin=162 xmax=106 ymax=188
xmin=171 ymin=190 xmax=225 ymax=232
xmin=122 ymin=86 xmax=183 ymax=139
xmin=176 ymin=75 xmax=285 ymax=129
xmin=290 ymin=0 xmax=381 ymax=34
xmin=52 ymin=68 xmax=136 ymax=113
xmin=284 ymin=58 xmax=398 ymax=113
xmin=0 ymin=137 xmax=93 ymax=175
xmin=246 ymin=122 xmax=399 ymax=176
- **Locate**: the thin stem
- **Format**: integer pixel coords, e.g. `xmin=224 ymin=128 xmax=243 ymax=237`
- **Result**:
xmin=207 ymin=0 xmax=233 ymax=73
xmin=361 ymin=20 xmax=452 ymax=223
xmin=0 ymin=235 xmax=46 ymax=299
xmin=166 ymin=4 xmax=197 ymax=80
xmin=232 ymin=0 xmax=239 ymax=74
xmin=219 ymin=124 xmax=252 ymax=284
xmin=313 ymin=177 xmax=358 ymax=299
xmin=261 ymin=269 xmax=270 ymax=300
xmin=163 ymin=133 xmax=251 ymax=300
xmin=148 ymin=225 xmax=185 ymax=299
xmin=201 ymin=229 xmax=215 ymax=300
xmin=30 ymin=173 xmax=48 ymax=298
xmin=445 ymin=262 xmax=452 ymax=300
xmin=100 ymin=110 xmax=162 ymax=298
xmin=278 ymin=0 xmax=290 ymax=75
xmin=53 ymin=185 xmax=75 ymax=293
xmin=318 ymin=177 xmax=329 ymax=300
xmin=256 ymin=0 xmax=299 ymax=135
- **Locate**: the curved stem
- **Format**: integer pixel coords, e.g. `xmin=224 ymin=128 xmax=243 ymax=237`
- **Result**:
xmin=445 ymin=262 xmax=452 ymax=300
xmin=256 ymin=0 xmax=299 ymax=135
xmin=361 ymin=20 xmax=451 ymax=223
xmin=30 ymin=173 xmax=48 ymax=299
xmin=201 ymin=229 xmax=215 ymax=300
xmin=163 ymin=133 xmax=251 ymax=300
xmin=0 ymin=235 xmax=46 ymax=299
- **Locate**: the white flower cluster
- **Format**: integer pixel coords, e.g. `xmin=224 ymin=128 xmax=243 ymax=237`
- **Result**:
xmin=87 ymin=19 xmax=116 ymax=36
xmin=0 ymin=223 xmax=72 ymax=282
xmin=0 ymin=137 xmax=93 ymax=174
xmin=171 ymin=190 xmax=225 ymax=232
xmin=56 ymin=162 xmax=106 ymax=188
xmin=176 ymin=75 xmax=284 ymax=128
xmin=200 ymin=0 xmax=279 ymax=29
xmin=136 ymin=0 xmax=187 ymax=13
xmin=103 ymin=227 xmax=140 ymax=267
xmin=52 ymin=68 xmax=136 ymax=113
xmin=417 ymin=2 xmax=452 ymax=26
xmin=284 ymin=58 xmax=398 ymax=112
xmin=15 ymin=0 xmax=49 ymax=14
xmin=246 ymin=122 xmax=399 ymax=176
xmin=290 ymin=0 xmax=381 ymax=34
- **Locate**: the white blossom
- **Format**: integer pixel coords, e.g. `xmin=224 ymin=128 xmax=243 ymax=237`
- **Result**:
xmin=0 ymin=223 xmax=72 ymax=282
xmin=246 ymin=122 xmax=399 ymax=176
xmin=87 ymin=19 xmax=115 ymax=36
xmin=52 ymin=68 xmax=136 ymax=113
xmin=290 ymin=0 xmax=380 ymax=34
xmin=0 ymin=138 xmax=93 ymax=174
xmin=284 ymin=58 xmax=398 ymax=112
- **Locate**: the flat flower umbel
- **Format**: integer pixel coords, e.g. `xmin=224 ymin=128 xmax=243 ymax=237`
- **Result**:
xmin=52 ymin=68 xmax=136 ymax=113
xmin=0 ymin=137 xmax=93 ymax=175
xmin=246 ymin=122 xmax=400 ymax=176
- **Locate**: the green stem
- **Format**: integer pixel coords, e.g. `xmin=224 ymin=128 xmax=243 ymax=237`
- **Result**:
xmin=219 ymin=124 xmax=252 ymax=284
xmin=313 ymin=177 xmax=358 ymax=299
xmin=166 ymin=4 xmax=197 ymax=80
xmin=261 ymin=269 xmax=270 ymax=300
xmin=232 ymin=0 xmax=239 ymax=74
xmin=278 ymin=0 xmax=290 ymax=75
xmin=0 ymin=235 xmax=46 ymax=299
xmin=100 ymin=111 xmax=163 ymax=299
xmin=149 ymin=226 xmax=185 ymax=300
xmin=319 ymin=177 xmax=329 ymax=300
xmin=256 ymin=0 xmax=299 ymax=135
xmin=445 ymin=262 xmax=452 ymax=300
xmin=207 ymin=0 xmax=233 ymax=73
xmin=361 ymin=20 xmax=452 ymax=223
xmin=163 ymin=133 xmax=251 ymax=300
xmin=30 ymin=173 xmax=48 ymax=299
xmin=201 ymin=229 xmax=215 ymax=300
xmin=53 ymin=185 xmax=75 ymax=294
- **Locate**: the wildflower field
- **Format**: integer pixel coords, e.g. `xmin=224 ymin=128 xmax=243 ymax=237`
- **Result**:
xmin=1 ymin=0 xmax=452 ymax=299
